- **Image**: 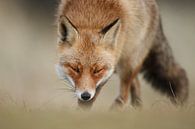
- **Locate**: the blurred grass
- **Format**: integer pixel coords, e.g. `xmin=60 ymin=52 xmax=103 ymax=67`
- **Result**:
xmin=0 ymin=104 xmax=195 ymax=129
xmin=0 ymin=0 xmax=195 ymax=129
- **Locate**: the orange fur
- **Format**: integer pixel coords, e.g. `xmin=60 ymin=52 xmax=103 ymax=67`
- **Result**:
xmin=56 ymin=0 xmax=188 ymax=110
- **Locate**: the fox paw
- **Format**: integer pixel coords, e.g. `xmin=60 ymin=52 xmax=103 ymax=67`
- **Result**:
xmin=110 ymin=97 xmax=126 ymax=111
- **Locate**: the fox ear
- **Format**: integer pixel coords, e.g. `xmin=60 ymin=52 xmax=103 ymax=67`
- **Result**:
xmin=101 ymin=19 xmax=121 ymax=46
xmin=58 ymin=16 xmax=78 ymax=44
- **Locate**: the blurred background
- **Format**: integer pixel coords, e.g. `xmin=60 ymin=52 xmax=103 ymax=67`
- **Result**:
xmin=0 ymin=0 xmax=195 ymax=129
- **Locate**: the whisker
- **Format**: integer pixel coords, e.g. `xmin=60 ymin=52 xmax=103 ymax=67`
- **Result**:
xmin=57 ymin=79 xmax=77 ymax=99
xmin=58 ymin=84 xmax=73 ymax=89
xmin=62 ymin=80 xmax=74 ymax=89
xmin=61 ymin=83 xmax=73 ymax=88
xmin=72 ymin=93 xmax=77 ymax=99
xmin=56 ymin=88 xmax=74 ymax=92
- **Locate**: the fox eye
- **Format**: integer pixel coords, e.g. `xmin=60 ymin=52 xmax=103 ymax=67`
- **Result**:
xmin=60 ymin=23 xmax=68 ymax=41
xmin=69 ymin=65 xmax=80 ymax=74
xmin=101 ymin=18 xmax=119 ymax=34
xmin=93 ymin=68 xmax=104 ymax=74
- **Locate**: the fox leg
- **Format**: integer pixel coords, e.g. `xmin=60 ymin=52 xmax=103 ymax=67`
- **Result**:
xmin=110 ymin=78 xmax=131 ymax=110
xmin=111 ymin=65 xmax=141 ymax=110
xmin=111 ymin=78 xmax=141 ymax=110
xmin=130 ymin=78 xmax=142 ymax=107
xmin=78 ymin=87 xmax=102 ymax=110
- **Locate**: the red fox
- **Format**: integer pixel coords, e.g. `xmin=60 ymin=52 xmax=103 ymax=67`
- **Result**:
xmin=55 ymin=0 xmax=189 ymax=109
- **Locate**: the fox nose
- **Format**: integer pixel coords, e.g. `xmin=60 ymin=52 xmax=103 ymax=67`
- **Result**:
xmin=81 ymin=92 xmax=91 ymax=101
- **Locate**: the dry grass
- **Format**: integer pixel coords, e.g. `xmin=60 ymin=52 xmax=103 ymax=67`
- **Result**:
xmin=0 ymin=102 xmax=195 ymax=129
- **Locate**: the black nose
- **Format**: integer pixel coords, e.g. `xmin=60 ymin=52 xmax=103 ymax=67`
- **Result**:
xmin=81 ymin=92 xmax=91 ymax=101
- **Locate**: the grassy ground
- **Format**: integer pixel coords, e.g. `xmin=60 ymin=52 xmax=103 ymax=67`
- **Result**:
xmin=0 ymin=102 xmax=195 ymax=129
xmin=0 ymin=0 xmax=195 ymax=129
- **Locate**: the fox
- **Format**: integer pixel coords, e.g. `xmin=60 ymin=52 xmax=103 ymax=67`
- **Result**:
xmin=55 ymin=0 xmax=189 ymax=110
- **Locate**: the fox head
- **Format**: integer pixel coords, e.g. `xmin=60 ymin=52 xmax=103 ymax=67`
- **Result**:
xmin=56 ymin=15 xmax=122 ymax=101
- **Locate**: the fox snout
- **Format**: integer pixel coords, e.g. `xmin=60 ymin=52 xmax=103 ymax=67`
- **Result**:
xmin=76 ymin=90 xmax=95 ymax=101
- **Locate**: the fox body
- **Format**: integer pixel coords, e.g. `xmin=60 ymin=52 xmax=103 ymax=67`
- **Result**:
xmin=56 ymin=0 xmax=188 ymax=109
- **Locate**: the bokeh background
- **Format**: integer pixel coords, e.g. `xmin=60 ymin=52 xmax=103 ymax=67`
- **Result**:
xmin=0 ymin=0 xmax=195 ymax=129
